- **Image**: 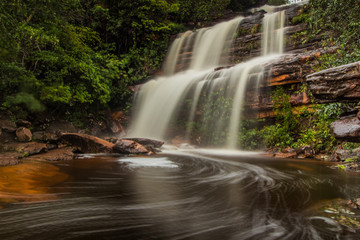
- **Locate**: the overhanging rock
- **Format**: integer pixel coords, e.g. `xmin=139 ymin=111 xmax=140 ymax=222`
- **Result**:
xmin=307 ymin=61 xmax=360 ymax=103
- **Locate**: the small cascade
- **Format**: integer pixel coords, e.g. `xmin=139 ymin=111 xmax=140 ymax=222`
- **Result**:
xmin=128 ymin=7 xmax=287 ymax=149
xmin=261 ymin=9 xmax=285 ymax=56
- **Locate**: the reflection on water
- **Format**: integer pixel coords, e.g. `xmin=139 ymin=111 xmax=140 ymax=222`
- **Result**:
xmin=0 ymin=152 xmax=359 ymax=239
xmin=0 ymin=162 xmax=68 ymax=205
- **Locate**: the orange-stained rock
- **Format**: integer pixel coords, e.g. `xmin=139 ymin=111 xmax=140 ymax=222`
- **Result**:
xmin=59 ymin=132 xmax=114 ymax=153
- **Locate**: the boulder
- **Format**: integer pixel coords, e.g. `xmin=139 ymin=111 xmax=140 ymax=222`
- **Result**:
xmin=122 ymin=138 xmax=164 ymax=152
xmin=59 ymin=132 xmax=114 ymax=153
xmin=16 ymin=127 xmax=32 ymax=142
xmin=330 ymin=116 xmax=360 ymax=142
xmin=21 ymin=142 xmax=48 ymax=155
xmin=307 ymin=61 xmax=360 ymax=103
xmin=0 ymin=119 xmax=17 ymax=133
xmin=113 ymin=139 xmax=151 ymax=154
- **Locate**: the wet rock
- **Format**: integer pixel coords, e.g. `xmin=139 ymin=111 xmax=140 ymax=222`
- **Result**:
xmin=275 ymin=152 xmax=297 ymax=159
xmin=122 ymin=138 xmax=164 ymax=152
xmin=330 ymin=116 xmax=360 ymax=142
xmin=0 ymin=119 xmax=17 ymax=133
xmin=16 ymin=127 xmax=32 ymax=142
xmin=59 ymin=132 xmax=114 ymax=153
xmin=39 ymin=120 xmax=78 ymax=134
xmin=307 ymin=61 xmax=360 ymax=103
xmin=0 ymin=153 xmax=22 ymax=166
xmin=347 ymin=198 xmax=360 ymax=209
xmin=0 ymin=142 xmax=47 ymax=155
xmin=298 ymin=145 xmax=315 ymax=158
xmin=333 ymin=148 xmax=360 ymax=162
xmin=113 ymin=139 xmax=151 ymax=155
xmin=108 ymin=111 xmax=127 ymax=135
xmin=21 ymin=142 xmax=47 ymax=155
xmin=16 ymin=119 xmax=32 ymax=128
xmin=32 ymin=131 xmax=59 ymax=143
xmin=26 ymin=148 xmax=74 ymax=161
xmin=105 ymin=137 xmax=118 ymax=144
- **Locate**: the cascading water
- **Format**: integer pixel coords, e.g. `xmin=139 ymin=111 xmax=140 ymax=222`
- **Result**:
xmin=128 ymin=7 xmax=286 ymax=149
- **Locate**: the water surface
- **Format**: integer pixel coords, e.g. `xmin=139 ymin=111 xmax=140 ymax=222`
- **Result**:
xmin=0 ymin=151 xmax=359 ymax=240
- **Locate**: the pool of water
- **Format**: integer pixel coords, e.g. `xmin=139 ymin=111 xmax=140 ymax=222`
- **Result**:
xmin=0 ymin=150 xmax=359 ymax=239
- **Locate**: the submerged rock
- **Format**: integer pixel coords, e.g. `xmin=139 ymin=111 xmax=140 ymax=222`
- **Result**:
xmin=59 ymin=132 xmax=114 ymax=153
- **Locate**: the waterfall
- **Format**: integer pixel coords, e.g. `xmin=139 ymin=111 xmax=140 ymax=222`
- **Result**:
xmin=128 ymin=8 xmax=286 ymax=149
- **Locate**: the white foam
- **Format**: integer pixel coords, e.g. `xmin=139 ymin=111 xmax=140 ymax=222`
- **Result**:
xmin=119 ymin=157 xmax=178 ymax=168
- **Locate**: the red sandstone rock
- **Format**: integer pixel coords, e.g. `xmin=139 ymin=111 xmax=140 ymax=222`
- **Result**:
xmin=59 ymin=132 xmax=114 ymax=153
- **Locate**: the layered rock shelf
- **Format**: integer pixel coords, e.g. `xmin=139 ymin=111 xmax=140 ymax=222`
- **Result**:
xmin=307 ymin=61 xmax=360 ymax=103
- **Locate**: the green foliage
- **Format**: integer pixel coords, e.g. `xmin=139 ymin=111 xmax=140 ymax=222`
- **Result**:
xmin=307 ymin=0 xmax=360 ymax=69
xmin=314 ymin=45 xmax=360 ymax=71
xmin=6 ymin=92 xmax=45 ymax=112
xmin=272 ymin=87 xmax=297 ymax=132
xmin=176 ymin=0 xmax=231 ymax=26
xmin=238 ymin=120 xmax=265 ymax=150
xmin=308 ymin=0 xmax=360 ymax=46
xmin=262 ymin=86 xmax=352 ymax=153
xmin=268 ymin=0 xmax=287 ymax=6
xmin=227 ymin=0 xmax=256 ymax=11
xmin=337 ymin=164 xmax=346 ymax=171
xmin=263 ymin=123 xmax=295 ymax=149
xmin=343 ymin=142 xmax=360 ymax=152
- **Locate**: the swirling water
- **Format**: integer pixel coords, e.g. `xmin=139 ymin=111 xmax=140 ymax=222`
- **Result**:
xmin=0 ymin=151 xmax=360 ymax=240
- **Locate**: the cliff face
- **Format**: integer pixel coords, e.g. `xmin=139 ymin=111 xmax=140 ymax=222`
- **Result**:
xmin=171 ymin=4 xmax=331 ymax=118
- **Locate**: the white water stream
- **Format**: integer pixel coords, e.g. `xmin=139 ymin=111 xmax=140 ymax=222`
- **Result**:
xmin=128 ymin=7 xmax=286 ymax=149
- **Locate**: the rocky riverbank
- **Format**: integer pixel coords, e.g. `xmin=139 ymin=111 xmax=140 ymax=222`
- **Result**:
xmin=0 ymin=110 xmax=164 ymax=167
